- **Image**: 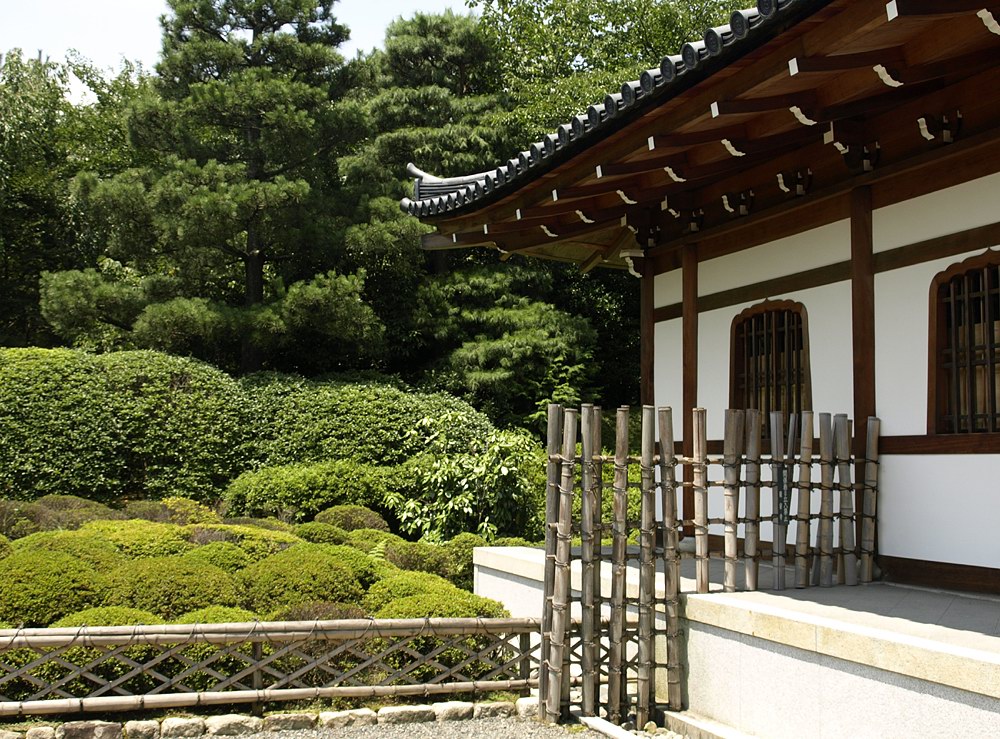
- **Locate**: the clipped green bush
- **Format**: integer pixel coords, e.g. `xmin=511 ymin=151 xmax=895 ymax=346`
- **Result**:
xmin=181 ymin=541 xmax=251 ymax=574
xmin=0 ymin=551 xmax=103 ymax=626
xmin=52 ymin=607 xmax=164 ymax=627
xmin=267 ymin=602 xmax=365 ymax=621
xmin=161 ymin=497 xmax=222 ymax=525
xmin=183 ymin=524 xmax=299 ymax=561
xmin=103 ymin=557 xmax=238 ymax=619
xmin=363 ymin=571 xmax=459 ymax=614
xmin=0 ymin=533 xmax=10 ymax=559
xmin=250 ymin=378 xmax=494 ymax=467
xmin=122 ymin=500 xmax=171 ymax=522
xmin=0 ymin=499 xmax=39 ymax=538
xmin=311 ymin=544 xmax=380 ymax=589
xmin=174 ymin=606 xmax=258 ymax=624
xmin=223 ymin=460 xmax=393 ymax=521
xmin=20 ymin=494 xmax=121 ymax=531
xmin=292 ymin=522 xmax=348 ymax=544
xmin=222 ymin=517 xmax=294 ymax=532
xmin=442 ymin=532 xmax=487 ymax=591
xmin=343 ymin=528 xmax=406 ymax=554
xmin=238 ymin=547 xmax=364 ymax=614
xmin=384 ymin=539 xmax=451 ymax=578
xmin=315 ymin=504 xmax=389 ymax=532
xmin=13 ymin=530 xmax=123 ymax=570
xmin=492 ymin=536 xmax=539 ymax=548
xmin=80 ymin=520 xmax=194 ymax=559
xmin=0 ymin=349 xmax=255 ymax=503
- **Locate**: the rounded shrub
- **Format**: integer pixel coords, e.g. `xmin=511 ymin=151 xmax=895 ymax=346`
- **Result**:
xmin=0 ymin=533 xmax=10 ymax=559
xmin=181 ymin=541 xmax=251 ymax=574
xmin=0 ymin=551 xmax=103 ymax=626
xmin=223 ymin=459 xmax=393 ymax=521
xmin=80 ymin=520 xmax=194 ymax=559
xmin=292 ymin=522 xmax=347 ymax=545
xmin=161 ymin=497 xmax=222 ymax=525
xmin=384 ymin=539 xmax=451 ymax=579
xmin=238 ymin=547 xmax=363 ymax=614
xmin=250 ymin=378 xmax=494 ymax=467
xmin=343 ymin=528 xmax=406 ymax=554
xmin=267 ymin=602 xmax=366 ymax=621
xmin=183 ymin=524 xmax=299 ymax=562
xmin=314 ymin=505 xmax=389 ymax=532
xmin=363 ymin=571 xmax=458 ymax=614
xmin=0 ymin=499 xmax=39 ymax=538
xmin=174 ymin=606 xmax=258 ymax=624
xmin=52 ymin=607 xmax=164 ymax=627
xmin=13 ymin=531 xmax=123 ymax=571
xmin=311 ymin=544 xmax=380 ymax=589
xmin=122 ymin=500 xmax=170 ymax=522
xmin=20 ymin=494 xmax=121 ymax=531
xmin=442 ymin=532 xmax=488 ymax=591
xmin=103 ymin=557 xmax=239 ymax=619
xmin=0 ymin=349 xmax=255 ymax=503
xmin=492 ymin=536 xmax=539 ymax=548
xmin=222 ymin=517 xmax=294 ymax=532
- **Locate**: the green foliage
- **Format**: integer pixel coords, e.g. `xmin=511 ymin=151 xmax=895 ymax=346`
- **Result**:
xmin=292 ymin=522 xmax=348 ymax=544
xmin=181 ymin=541 xmax=251 ymax=574
xmin=0 ymin=551 xmax=104 ymax=626
xmin=13 ymin=531 xmax=123 ymax=570
xmin=343 ymin=528 xmax=406 ymax=554
xmin=363 ymin=570 xmax=459 ymax=614
xmin=103 ymin=557 xmax=239 ymax=619
xmin=0 ymin=500 xmax=39 ymax=539
xmin=237 ymin=546 xmax=364 ymax=614
xmin=383 ymin=539 xmax=451 ymax=579
xmin=161 ymin=496 xmax=222 ymax=524
xmin=224 ymin=459 xmax=392 ymax=521
xmin=314 ymin=505 xmax=389 ymax=532
xmin=267 ymin=601 xmax=365 ymax=621
xmin=20 ymin=494 xmax=122 ymax=530
xmin=52 ymin=607 xmax=164 ymax=627
xmin=183 ymin=524 xmax=299 ymax=562
xmin=0 ymin=349 xmax=254 ymax=503
xmin=441 ymin=532 xmax=487 ymax=591
xmin=174 ymin=607 xmax=258 ymax=624
xmin=309 ymin=543 xmax=380 ymax=589
xmin=81 ymin=520 xmax=194 ymax=559
xmin=0 ymin=533 xmax=10 ymax=559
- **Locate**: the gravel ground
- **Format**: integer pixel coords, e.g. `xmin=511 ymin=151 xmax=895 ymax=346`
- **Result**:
xmin=251 ymin=719 xmax=603 ymax=739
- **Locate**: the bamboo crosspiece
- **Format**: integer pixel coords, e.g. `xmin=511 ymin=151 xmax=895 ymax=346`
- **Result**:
xmin=795 ymin=412 xmax=814 ymax=588
xmin=607 ymin=406 xmax=629 ymax=725
xmin=744 ymin=409 xmax=762 ymax=591
xmin=693 ymin=408 xmax=709 ymax=594
xmin=579 ymin=405 xmax=597 ymax=716
xmin=834 ymin=414 xmax=858 ymax=586
xmin=861 ymin=417 xmax=881 ymax=583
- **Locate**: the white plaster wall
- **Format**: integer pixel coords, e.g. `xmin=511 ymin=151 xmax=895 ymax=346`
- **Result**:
xmin=873 ymin=171 xmax=1000 ymax=253
xmin=874 ymin=247 xmax=1000 ymax=436
xmin=654 ymin=269 xmax=682 ymax=309
xmin=879 ymin=455 xmax=1000 ymax=568
xmin=653 ymin=318 xmax=683 ymax=413
xmin=699 ymin=219 xmax=850 ymax=296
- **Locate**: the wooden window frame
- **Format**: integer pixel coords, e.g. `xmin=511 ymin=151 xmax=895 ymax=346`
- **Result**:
xmin=927 ymin=250 xmax=1000 ymax=435
xmin=729 ymin=299 xmax=813 ymax=427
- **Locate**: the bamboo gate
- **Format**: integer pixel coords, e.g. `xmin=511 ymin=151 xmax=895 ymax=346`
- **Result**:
xmin=538 ymin=404 xmax=880 ymax=726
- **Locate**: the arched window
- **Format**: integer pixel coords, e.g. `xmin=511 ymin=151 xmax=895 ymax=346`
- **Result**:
xmin=928 ymin=251 xmax=1000 ymax=434
xmin=730 ymin=300 xmax=812 ymax=430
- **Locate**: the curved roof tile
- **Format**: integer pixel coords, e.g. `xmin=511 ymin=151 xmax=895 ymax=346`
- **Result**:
xmin=401 ymin=0 xmax=812 ymax=218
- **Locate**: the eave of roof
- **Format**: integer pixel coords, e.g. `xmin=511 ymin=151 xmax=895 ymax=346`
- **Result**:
xmin=400 ymin=0 xmax=833 ymax=221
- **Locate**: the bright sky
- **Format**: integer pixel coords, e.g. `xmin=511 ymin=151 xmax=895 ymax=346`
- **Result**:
xmin=0 ymin=0 xmax=468 ymax=75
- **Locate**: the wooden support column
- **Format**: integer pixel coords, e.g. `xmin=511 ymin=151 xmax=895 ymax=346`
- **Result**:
xmin=682 ymin=243 xmax=699 ymax=535
xmin=640 ymin=257 xmax=656 ymax=406
xmin=851 ymin=186 xmax=876 ymax=549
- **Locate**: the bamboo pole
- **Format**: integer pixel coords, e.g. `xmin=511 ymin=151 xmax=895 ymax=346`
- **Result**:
xmin=580 ymin=404 xmax=596 ymax=716
xmin=861 ymin=417 xmax=881 ymax=583
xmin=769 ymin=412 xmax=786 ymax=591
xmin=546 ymin=408 xmax=577 ymax=723
xmin=693 ymin=408 xmax=709 ymax=594
xmin=722 ymin=409 xmax=742 ymax=593
xmin=818 ymin=413 xmax=834 ymax=587
xmin=795 ymin=412 xmax=814 ymax=588
xmin=834 ymin=414 xmax=858 ymax=586
xmin=743 ymin=409 xmax=762 ymax=591
xmin=657 ymin=407 xmax=681 ymax=710
xmin=636 ymin=405 xmax=656 ymax=728
xmin=592 ymin=406 xmax=604 ymax=638
xmin=540 ymin=403 xmax=563 ymax=716
xmin=607 ymin=406 xmax=629 ymax=725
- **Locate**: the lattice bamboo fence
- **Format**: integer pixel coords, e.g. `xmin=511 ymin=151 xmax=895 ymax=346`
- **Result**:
xmin=539 ymin=404 xmax=880 ymax=727
xmin=0 ymin=617 xmax=566 ymax=716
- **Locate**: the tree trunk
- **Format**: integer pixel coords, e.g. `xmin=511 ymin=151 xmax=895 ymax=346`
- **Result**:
xmin=240 ymin=228 xmax=265 ymax=374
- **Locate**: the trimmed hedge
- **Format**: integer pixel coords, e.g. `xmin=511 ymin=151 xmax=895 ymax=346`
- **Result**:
xmin=180 ymin=541 xmax=251 ymax=574
xmin=343 ymin=528 xmax=406 ymax=554
xmin=267 ymin=602 xmax=365 ymax=621
xmin=314 ymin=505 xmax=389 ymax=532
xmin=223 ymin=460 xmax=393 ymax=521
xmin=0 ymin=533 xmax=10 ymax=559
xmin=174 ymin=606 xmax=258 ymax=624
xmin=384 ymin=539 xmax=451 ymax=579
xmin=103 ymin=558 xmax=239 ymax=619
xmin=376 ymin=590 xmax=507 ymax=619
xmin=292 ymin=522 xmax=348 ymax=545
xmin=0 ymin=349 xmax=254 ymax=503
xmin=441 ymin=532 xmax=487 ymax=591
xmin=183 ymin=524 xmax=299 ymax=562
xmin=80 ymin=520 xmax=194 ymax=559
xmin=0 ymin=551 xmax=103 ymax=626
xmin=52 ymin=607 xmax=164 ymax=627
xmin=237 ymin=547 xmax=364 ymax=613
xmin=363 ymin=571 xmax=459 ymax=614
xmin=13 ymin=531 xmax=123 ymax=570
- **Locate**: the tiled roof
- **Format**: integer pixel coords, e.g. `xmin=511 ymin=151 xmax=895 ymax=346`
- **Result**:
xmin=401 ymin=0 xmax=825 ymax=219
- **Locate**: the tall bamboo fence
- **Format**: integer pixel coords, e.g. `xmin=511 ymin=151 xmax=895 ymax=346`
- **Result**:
xmin=538 ymin=405 xmax=880 ymax=726
xmin=0 ymin=617 xmax=578 ymax=717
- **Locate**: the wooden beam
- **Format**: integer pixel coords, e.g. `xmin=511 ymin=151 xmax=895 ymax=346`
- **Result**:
xmin=886 ymin=1 xmax=1000 ymax=20
xmin=788 ymin=48 xmax=905 ymax=75
xmin=579 ymin=249 xmax=606 ymax=274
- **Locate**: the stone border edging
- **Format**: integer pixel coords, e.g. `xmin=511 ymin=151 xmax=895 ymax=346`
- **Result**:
xmin=0 ymin=699 xmax=538 ymax=739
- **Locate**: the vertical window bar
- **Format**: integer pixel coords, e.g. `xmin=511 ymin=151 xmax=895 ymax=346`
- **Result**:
xmin=947 ymin=282 xmax=961 ymax=433
xmin=988 ymin=266 xmax=1000 ymax=431
xmin=963 ymin=273 xmax=977 ymax=431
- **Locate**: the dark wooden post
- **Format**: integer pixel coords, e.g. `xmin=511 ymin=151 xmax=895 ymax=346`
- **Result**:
xmin=851 ymin=186 xmax=875 ymax=551
xmin=682 ymin=243 xmax=699 ymax=535
xmin=641 ymin=257 xmax=656 ymax=406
